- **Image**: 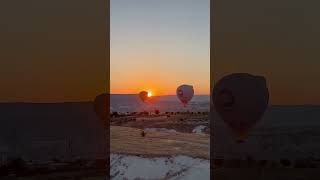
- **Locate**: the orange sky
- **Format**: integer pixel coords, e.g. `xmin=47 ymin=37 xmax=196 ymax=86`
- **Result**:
xmin=212 ymin=0 xmax=320 ymax=105
xmin=110 ymin=0 xmax=210 ymax=95
xmin=0 ymin=0 xmax=107 ymax=103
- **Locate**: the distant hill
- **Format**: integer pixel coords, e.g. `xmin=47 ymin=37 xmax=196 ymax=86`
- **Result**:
xmin=110 ymin=94 xmax=210 ymax=113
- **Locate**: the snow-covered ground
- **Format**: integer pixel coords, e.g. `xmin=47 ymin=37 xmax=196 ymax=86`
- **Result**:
xmin=110 ymin=154 xmax=209 ymax=180
xmin=192 ymin=125 xmax=207 ymax=134
xmin=144 ymin=128 xmax=177 ymax=133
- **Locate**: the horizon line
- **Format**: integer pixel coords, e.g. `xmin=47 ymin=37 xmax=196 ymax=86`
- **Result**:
xmin=1 ymin=102 xmax=320 ymax=107
xmin=1 ymin=101 xmax=320 ymax=106
xmin=110 ymin=93 xmax=211 ymax=96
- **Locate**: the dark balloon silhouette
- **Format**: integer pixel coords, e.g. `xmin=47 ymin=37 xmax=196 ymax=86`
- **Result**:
xmin=212 ymin=73 xmax=269 ymax=143
xmin=139 ymin=91 xmax=149 ymax=102
xmin=94 ymin=93 xmax=108 ymax=122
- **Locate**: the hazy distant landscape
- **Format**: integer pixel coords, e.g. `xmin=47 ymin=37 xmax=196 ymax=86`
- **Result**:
xmin=213 ymin=105 xmax=320 ymax=164
xmin=110 ymin=94 xmax=210 ymax=179
xmin=110 ymin=94 xmax=210 ymax=113
xmin=212 ymin=106 xmax=320 ymax=179
xmin=0 ymin=102 xmax=107 ymax=179
xmin=1 ymin=99 xmax=320 ymax=179
xmin=111 ymin=94 xmax=320 ymax=161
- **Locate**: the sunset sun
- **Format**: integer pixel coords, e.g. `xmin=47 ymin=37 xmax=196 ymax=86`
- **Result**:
xmin=147 ymin=92 xmax=152 ymax=97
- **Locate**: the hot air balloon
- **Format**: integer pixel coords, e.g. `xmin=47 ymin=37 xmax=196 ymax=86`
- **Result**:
xmin=139 ymin=91 xmax=149 ymax=102
xmin=93 ymin=93 xmax=109 ymax=127
xmin=212 ymin=73 xmax=269 ymax=143
xmin=176 ymin=85 xmax=194 ymax=106
xmin=93 ymin=93 xmax=109 ymax=172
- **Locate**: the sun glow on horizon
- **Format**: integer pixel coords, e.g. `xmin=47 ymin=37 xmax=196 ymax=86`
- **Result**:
xmin=147 ymin=92 xmax=152 ymax=97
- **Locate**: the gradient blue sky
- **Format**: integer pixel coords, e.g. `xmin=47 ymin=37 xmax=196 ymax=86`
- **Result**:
xmin=111 ymin=0 xmax=210 ymax=95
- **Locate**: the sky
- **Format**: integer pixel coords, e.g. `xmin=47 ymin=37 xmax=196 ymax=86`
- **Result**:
xmin=212 ymin=0 xmax=320 ymax=105
xmin=0 ymin=0 xmax=107 ymax=102
xmin=2 ymin=0 xmax=320 ymax=104
xmin=110 ymin=0 xmax=210 ymax=96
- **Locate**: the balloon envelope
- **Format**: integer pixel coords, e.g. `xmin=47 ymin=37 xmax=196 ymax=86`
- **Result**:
xmin=176 ymin=85 xmax=194 ymax=105
xmin=94 ymin=93 xmax=109 ymax=121
xmin=212 ymin=73 xmax=269 ymax=142
xmin=139 ymin=91 xmax=148 ymax=102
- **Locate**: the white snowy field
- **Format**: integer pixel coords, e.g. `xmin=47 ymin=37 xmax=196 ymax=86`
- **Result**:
xmin=192 ymin=125 xmax=207 ymax=134
xmin=144 ymin=126 xmax=207 ymax=134
xmin=110 ymin=154 xmax=209 ymax=180
xmin=144 ymin=128 xmax=177 ymax=133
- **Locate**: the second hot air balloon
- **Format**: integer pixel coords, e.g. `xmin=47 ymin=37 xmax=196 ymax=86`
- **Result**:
xmin=94 ymin=93 xmax=108 ymax=120
xmin=139 ymin=91 xmax=149 ymax=103
xmin=212 ymin=73 xmax=269 ymax=143
xmin=176 ymin=85 xmax=194 ymax=106
xmin=93 ymin=93 xmax=109 ymax=128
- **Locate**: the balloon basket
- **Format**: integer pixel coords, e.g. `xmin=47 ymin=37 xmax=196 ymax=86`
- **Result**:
xmin=232 ymin=131 xmax=249 ymax=144
xmin=235 ymin=139 xmax=245 ymax=144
